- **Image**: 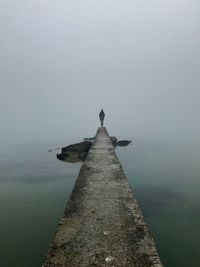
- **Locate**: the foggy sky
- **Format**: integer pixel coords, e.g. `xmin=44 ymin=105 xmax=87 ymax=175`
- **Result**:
xmin=0 ymin=0 xmax=200 ymax=145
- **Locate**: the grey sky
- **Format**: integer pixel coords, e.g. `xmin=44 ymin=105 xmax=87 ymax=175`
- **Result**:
xmin=0 ymin=0 xmax=200 ymax=145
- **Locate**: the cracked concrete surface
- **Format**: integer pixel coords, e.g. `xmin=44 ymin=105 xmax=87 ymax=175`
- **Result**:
xmin=42 ymin=127 xmax=164 ymax=267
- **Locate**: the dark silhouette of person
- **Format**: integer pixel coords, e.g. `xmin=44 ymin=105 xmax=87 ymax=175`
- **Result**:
xmin=99 ymin=109 xmax=105 ymax=127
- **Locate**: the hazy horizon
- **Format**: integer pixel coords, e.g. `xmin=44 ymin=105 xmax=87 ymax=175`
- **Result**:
xmin=1 ymin=0 xmax=199 ymax=145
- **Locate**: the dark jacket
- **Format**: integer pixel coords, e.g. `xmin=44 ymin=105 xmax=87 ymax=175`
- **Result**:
xmin=99 ymin=109 xmax=105 ymax=120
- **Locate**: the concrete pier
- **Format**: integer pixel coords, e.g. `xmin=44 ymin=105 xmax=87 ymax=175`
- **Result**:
xmin=43 ymin=128 xmax=163 ymax=267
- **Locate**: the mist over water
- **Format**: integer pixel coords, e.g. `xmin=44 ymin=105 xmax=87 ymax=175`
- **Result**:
xmin=0 ymin=0 xmax=200 ymax=146
xmin=0 ymin=0 xmax=200 ymax=266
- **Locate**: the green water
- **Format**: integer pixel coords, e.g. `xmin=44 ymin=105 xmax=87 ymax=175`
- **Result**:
xmin=0 ymin=142 xmax=80 ymax=267
xmin=0 ymin=137 xmax=199 ymax=267
xmin=117 ymin=137 xmax=200 ymax=267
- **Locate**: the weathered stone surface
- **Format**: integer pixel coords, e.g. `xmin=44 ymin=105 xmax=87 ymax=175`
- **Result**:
xmin=83 ymin=136 xmax=117 ymax=147
xmin=61 ymin=141 xmax=92 ymax=153
xmin=110 ymin=136 xmax=117 ymax=147
xmin=57 ymin=141 xmax=92 ymax=162
xmin=42 ymin=127 xmax=163 ymax=267
xmin=57 ymin=151 xmax=87 ymax=163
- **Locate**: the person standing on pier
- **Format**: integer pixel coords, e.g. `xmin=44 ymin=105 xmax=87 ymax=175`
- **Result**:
xmin=99 ymin=109 xmax=105 ymax=127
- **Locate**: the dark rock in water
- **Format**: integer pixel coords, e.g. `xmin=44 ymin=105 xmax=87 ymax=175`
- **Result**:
xmin=117 ymin=140 xmax=132 ymax=146
xmin=56 ymin=137 xmax=132 ymax=163
xmin=62 ymin=141 xmax=92 ymax=153
xmin=57 ymin=151 xmax=87 ymax=163
xmin=57 ymin=141 xmax=92 ymax=163
xmin=110 ymin=136 xmax=118 ymax=147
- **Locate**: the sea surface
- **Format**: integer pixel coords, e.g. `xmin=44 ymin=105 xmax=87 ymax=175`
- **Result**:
xmin=0 ymin=136 xmax=200 ymax=267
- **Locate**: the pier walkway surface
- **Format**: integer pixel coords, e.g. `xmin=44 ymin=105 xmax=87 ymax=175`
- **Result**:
xmin=43 ymin=127 xmax=163 ymax=267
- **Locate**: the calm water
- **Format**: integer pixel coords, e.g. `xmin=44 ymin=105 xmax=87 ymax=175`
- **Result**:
xmin=0 ymin=137 xmax=200 ymax=267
